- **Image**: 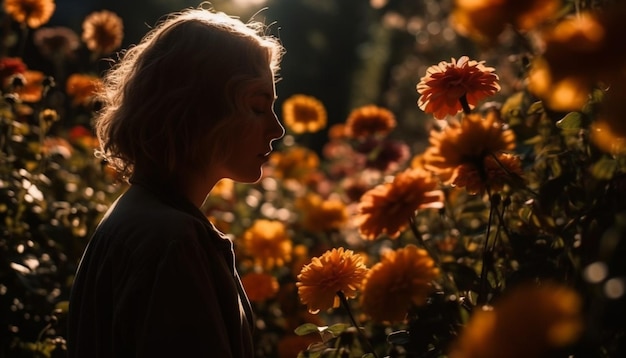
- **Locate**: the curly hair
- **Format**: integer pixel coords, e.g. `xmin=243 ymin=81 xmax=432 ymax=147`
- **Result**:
xmin=94 ymin=4 xmax=284 ymax=181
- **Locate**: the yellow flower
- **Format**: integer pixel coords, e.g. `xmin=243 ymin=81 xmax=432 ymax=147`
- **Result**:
xmin=416 ymin=56 xmax=500 ymax=119
xmin=81 ymin=10 xmax=124 ymax=55
xmin=360 ymin=245 xmax=439 ymax=323
xmin=449 ymin=282 xmax=583 ymax=358
xmin=66 ymin=73 xmax=102 ymax=107
xmin=296 ymin=193 xmax=348 ymax=232
xmin=268 ymin=146 xmax=320 ymax=181
xmin=423 ymin=112 xmax=516 ymax=188
xmin=453 ymin=152 xmax=523 ymax=195
xmin=241 ymin=272 xmax=279 ymax=302
xmin=451 ymin=0 xmax=561 ymax=45
xmin=3 ymin=0 xmax=56 ymax=29
xmin=354 ymin=168 xmax=444 ymax=240
xmin=242 ymin=219 xmax=292 ymax=270
xmin=282 ymin=94 xmax=327 ymax=134
xmin=296 ymin=247 xmax=369 ymax=314
xmin=345 ymin=105 xmax=396 ymax=139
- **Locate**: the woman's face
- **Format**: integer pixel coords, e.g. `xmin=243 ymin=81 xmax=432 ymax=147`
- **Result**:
xmin=213 ymin=70 xmax=285 ymax=183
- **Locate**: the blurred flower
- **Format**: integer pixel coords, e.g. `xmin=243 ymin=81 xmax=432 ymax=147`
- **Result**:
xmin=451 ymin=0 xmax=561 ymax=45
xmin=591 ymin=120 xmax=626 ymax=156
xmin=33 ymin=26 xmax=80 ymax=61
xmin=242 ymin=219 xmax=292 ymax=270
xmin=296 ymin=247 xmax=369 ymax=314
xmin=241 ymin=272 xmax=279 ymax=302
xmin=417 ymin=56 xmax=500 ymax=119
xmin=210 ymin=178 xmax=235 ymax=200
xmin=356 ymin=138 xmax=410 ymax=172
xmin=354 ymin=168 xmax=444 ymax=240
xmin=68 ymin=125 xmax=99 ymax=150
xmin=81 ymin=10 xmax=124 ymax=55
xmin=42 ymin=136 xmax=72 ymax=159
xmin=282 ymin=94 xmax=327 ymax=134
xmin=66 ymin=73 xmax=102 ymax=107
xmin=3 ymin=0 xmax=56 ymax=29
xmin=327 ymin=123 xmax=348 ymax=141
xmin=13 ymin=70 xmax=45 ymax=103
xmin=345 ymin=105 xmax=396 ymax=139
xmin=528 ymin=5 xmax=626 ymax=111
xmin=296 ymin=193 xmax=348 ymax=232
xmin=269 ymin=146 xmax=320 ymax=181
xmin=449 ymin=282 xmax=583 ymax=358
xmin=423 ymin=112 xmax=516 ymax=187
xmin=360 ymin=245 xmax=439 ymax=323
xmin=0 ymin=57 xmax=27 ymax=84
xmin=453 ymin=152 xmax=523 ymax=194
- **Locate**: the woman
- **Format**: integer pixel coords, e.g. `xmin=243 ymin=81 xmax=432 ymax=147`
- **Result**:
xmin=68 ymin=5 xmax=285 ymax=357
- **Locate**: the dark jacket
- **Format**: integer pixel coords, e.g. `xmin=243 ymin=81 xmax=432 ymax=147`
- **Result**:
xmin=67 ymin=176 xmax=254 ymax=357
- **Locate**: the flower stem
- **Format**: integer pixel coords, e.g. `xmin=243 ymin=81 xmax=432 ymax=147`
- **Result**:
xmin=336 ymin=291 xmax=379 ymax=358
xmin=459 ymin=94 xmax=472 ymax=115
xmin=477 ymin=192 xmax=499 ymax=305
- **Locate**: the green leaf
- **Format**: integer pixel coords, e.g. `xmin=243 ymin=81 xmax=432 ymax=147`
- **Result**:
xmin=362 ymin=354 xmax=376 ymax=358
xmin=295 ymin=323 xmax=325 ymax=336
xmin=324 ymin=323 xmax=351 ymax=337
xmin=527 ymin=101 xmax=544 ymax=115
xmin=556 ymin=112 xmax=582 ymax=130
xmin=387 ymin=330 xmax=410 ymax=345
xmin=591 ymin=157 xmax=618 ymax=180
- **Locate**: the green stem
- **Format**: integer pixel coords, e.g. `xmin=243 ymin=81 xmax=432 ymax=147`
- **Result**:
xmin=477 ymin=192 xmax=498 ymax=305
xmin=336 ymin=291 xmax=379 ymax=358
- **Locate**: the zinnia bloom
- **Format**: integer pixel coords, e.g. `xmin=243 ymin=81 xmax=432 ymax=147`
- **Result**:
xmin=13 ymin=70 xmax=45 ymax=103
xmin=449 ymin=282 xmax=583 ymax=358
xmin=453 ymin=152 xmax=523 ymax=194
xmin=360 ymin=245 xmax=439 ymax=323
xmin=345 ymin=105 xmax=396 ymax=139
xmin=3 ymin=0 xmax=56 ymax=29
xmin=282 ymin=94 xmax=327 ymax=134
xmin=417 ymin=56 xmax=500 ymax=119
xmin=296 ymin=193 xmax=348 ymax=232
xmin=451 ymin=0 xmax=561 ymax=45
xmin=423 ymin=111 xmax=516 ymax=189
xmin=354 ymin=168 xmax=444 ymax=240
xmin=296 ymin=247 xmax=369 ymax=314
xmin=81 ymin=10 xmax=124 ymax=54
xmin=242 ymin=219 xmax=292 ymax=270
xmin=355 ymin=138 xmax=410 ymax=172
xmin=66 ymin=73 xmax=102 ymax=107
xmin=241 ymin=272 xmax=280 ymax=302
xmin=33 ymin=26 xmax=80 ymax=60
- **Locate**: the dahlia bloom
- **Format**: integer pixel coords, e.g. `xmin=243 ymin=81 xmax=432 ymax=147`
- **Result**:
xmin=360 ymin=245 xmax=439 ymax=323
xmin=354 ymin=168 xmax=444 ymax=240
xmin=417 ymin=56 xmax=500 ymax=119
xmin=296 ymin=193 xmax=348 ymax=232
xmin=3 ymin=0 xmax=55 ymax=29
xmin=453 ymin=152 xmax=523 ymax=195
xmin=423 ymin=111 xmax=516 ymax=190
xmin=296 ymin=247 xmax=369 ymax=314
xmin=241 ymin=272 xmax=280 ymax=302
xmin=66 ymin=73 xmax=103 ymax=107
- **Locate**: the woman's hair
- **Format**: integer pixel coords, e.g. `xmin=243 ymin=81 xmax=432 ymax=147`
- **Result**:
xmin=94 ymin=4 xmax=284 ymax=181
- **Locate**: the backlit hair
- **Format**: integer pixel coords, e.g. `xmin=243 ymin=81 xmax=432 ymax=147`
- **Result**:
xmin=94 ymin=4 xmax=284 ymax=181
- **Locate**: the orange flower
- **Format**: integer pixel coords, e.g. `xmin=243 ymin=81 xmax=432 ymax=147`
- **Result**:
xmin=360 ymin=245 xmax=439 ymax=323
xmin=81 ymin=10 xmax=124 ymax=54
xmin=296 ymin=247 xmax=369 ymax=314
xmin=242 ymin=219 xmax=292 ymax=270
xmin=451 ymin=0 xmax=561 ymax=45
xmin=296 ymin=193 xmax=348 ymax=232
xmin=3 ymin=0 xmax=56 ymax=29
xmin=423 ymin=112 xmax=516 ymax=187
xmin=453 ymin=152 xmax=523 ymax=194
xmin=282 ymin=94 xmax=327 ymax=134
xmin=449 ymin=282 xmax=583 ymax=358
xmin=14 ymin=70 xmax=45 ymax=103
xmin=354 ymin=168 xmax=444 ymax=240
xmin=591 ymin=120 xmax=626 ymax=156
xmin=241 ymin=272 xmax=280 ymax=302
xmin=66 ymin=73 xmax=102 ymax=106
xmin=269 ymin=146 xmax=320 ymax=181
xmin=345 ymin=105 xmax=396 ymax=139
xmin=417 ymin=56 xmax=500 ymax=119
